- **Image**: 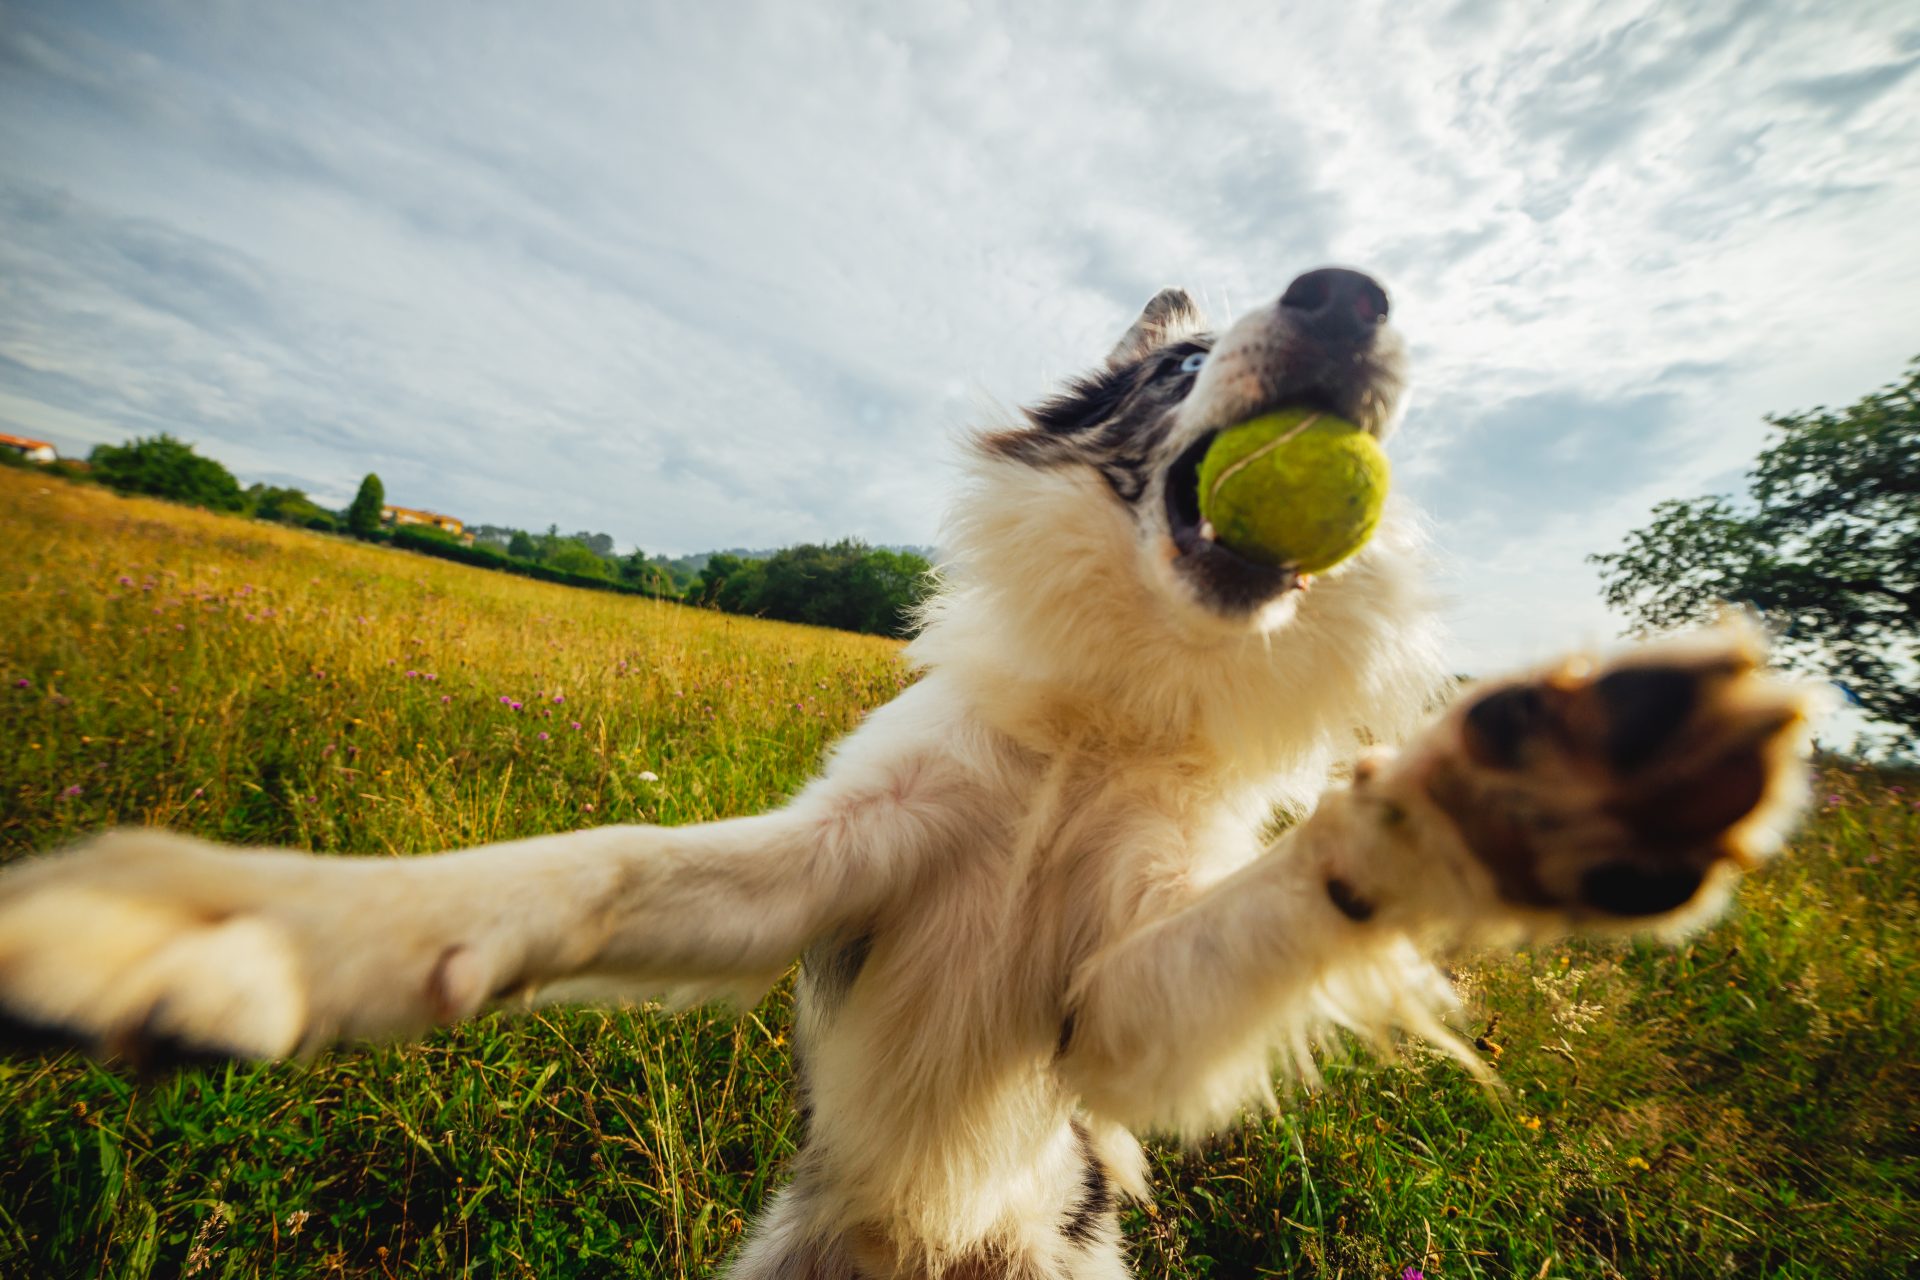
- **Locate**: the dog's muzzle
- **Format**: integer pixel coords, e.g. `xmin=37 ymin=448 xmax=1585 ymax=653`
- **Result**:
xmin=1161 ymin=268 xmax=1399 ymax=616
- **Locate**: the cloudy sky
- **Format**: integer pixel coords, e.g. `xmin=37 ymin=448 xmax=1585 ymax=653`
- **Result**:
xmin=2 ymin=0 xmax=1916 ymax=675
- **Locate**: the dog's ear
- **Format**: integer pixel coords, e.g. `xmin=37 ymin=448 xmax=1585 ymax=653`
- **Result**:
xmin=1106 ymin=288 xmax=1207 ymax=368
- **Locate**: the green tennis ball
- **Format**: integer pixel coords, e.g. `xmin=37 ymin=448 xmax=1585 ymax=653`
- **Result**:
xmin=1196 ymin=409 xmax=1389 ymax=574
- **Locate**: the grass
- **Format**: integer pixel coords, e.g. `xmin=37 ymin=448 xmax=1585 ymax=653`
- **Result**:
xmin=0 ymin=466 xmax=1915 ymax=1278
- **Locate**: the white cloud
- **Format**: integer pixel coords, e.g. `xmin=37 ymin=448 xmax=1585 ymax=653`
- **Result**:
xmin=0 ymin=0 xmax=1916 ymax=684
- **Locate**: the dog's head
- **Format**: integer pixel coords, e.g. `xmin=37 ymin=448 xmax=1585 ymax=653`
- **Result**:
xmin=921 ymin=270 xmax=1440 ymax=767
xmin=975 ymin=269 xmax=1409 ymax=636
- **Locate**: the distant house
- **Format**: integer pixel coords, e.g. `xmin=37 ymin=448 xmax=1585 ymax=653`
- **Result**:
xmin=0 ymin=433 xmax=56 ymax=464
xmin=381 ymin=504 xmax=473 ymax=544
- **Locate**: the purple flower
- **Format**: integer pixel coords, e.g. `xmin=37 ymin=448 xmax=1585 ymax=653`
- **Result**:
xmin=538 ymin=731 xmax=550 ymax=741
xmin=62 ymin=784 xmax=82 ymax=798
xmin=511 ymin=701 xmax=523 ymax=712
xmin=1402 ymin=1270 xmax=1426 ymax=1280
xmin=500 ymin=695 xmax=514 ymax=706
xmin=552 ymin=694 xmax=565 ymax=704
xmin=406 ymin=670 xmax=418 ymax=678
xmin=13 ymin=678 xmax=28 ymax=689
xmin=441 ymin=695 xmax=451 ymax=704
xmin=570 ymin=721 xmax=581 ymax=731
xmin=191 ymin=787 xmax=204 ymax=798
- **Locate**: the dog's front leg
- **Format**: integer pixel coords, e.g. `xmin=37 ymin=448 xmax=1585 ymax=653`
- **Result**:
xmin=0 ymin=749 xmax=961 ymax=1066
xmin=1058 ymin=626 xmax=1818 ymax=1136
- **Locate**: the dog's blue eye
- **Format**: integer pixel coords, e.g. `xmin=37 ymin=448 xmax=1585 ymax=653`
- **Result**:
xmin=1180 ymin=352 xmax=1207 ymax=374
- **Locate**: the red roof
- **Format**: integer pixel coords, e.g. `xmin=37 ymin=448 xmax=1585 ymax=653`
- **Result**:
xmin=0 ymin=432 xmax=54 ymax=451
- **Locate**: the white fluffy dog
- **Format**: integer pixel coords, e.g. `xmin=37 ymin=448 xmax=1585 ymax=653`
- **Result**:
xmin=0 ymin=269 xmax=1815 ymax=1279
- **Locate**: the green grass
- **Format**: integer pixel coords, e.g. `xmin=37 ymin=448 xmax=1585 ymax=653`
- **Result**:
xmin=1 ymin=468 xmax=1915 ymax=1278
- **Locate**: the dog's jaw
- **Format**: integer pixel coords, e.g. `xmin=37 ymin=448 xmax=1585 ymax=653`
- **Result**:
xmin=1145 ymin=294 xmax=1409 ymax=634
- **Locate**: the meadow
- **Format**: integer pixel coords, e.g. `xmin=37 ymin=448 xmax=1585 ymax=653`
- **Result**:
xmin=0 ymin=466 xmax=1915 ymax=1278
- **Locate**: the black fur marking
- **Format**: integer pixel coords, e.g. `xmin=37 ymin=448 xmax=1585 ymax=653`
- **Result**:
xmin=1464 ymin=685 xmax=1548 ymax=770
xmin=1580 ymin=862 xmax=1705 ymax=917
xmin=1055 ymin=1009 xmax=1077 ymax=1056
xmin=1028 ymin=365 xmax=1136 ymax=436
xmin=1326 ymin=876 xmax=1377 ymax=922
xmin=804 ymin=930 xmax=873 ymax=1011
xmin=0 ymin=1007 xmax=88 ymax=1059
xmin=1010 ymin=340 xmax=1212 ymax=507
xmin=1595 ymin=666 xmax=1699 ymax=773
xmin=1061 ymin=1121 xmax=1115 ymax=1246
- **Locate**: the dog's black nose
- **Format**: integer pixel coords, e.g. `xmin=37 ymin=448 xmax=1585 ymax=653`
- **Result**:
xmin=1279 ymin=268 xmax=1389 ymax=345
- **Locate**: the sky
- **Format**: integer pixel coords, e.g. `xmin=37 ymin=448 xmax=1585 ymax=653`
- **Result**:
xmin=1 ymin=0 xmax=1916 ymax=679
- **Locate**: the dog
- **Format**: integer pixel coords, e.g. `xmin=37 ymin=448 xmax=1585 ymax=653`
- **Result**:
xmin=0 ymin=268 xmax=1816 ymax=1279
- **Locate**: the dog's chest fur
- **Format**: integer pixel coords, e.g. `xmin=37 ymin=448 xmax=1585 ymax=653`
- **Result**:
xmin=774 ymin=686 xmax=1288 ymax=1260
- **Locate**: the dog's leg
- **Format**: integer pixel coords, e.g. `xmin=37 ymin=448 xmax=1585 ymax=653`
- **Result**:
xmin=1058 ymin=625 xmax=1818 ymax=1134
xmin=0 ymin=747 xmax=963 ymax=1066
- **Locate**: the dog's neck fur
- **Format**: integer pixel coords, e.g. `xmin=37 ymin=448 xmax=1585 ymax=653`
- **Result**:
xmin=911 ymin=447 xmax=1453 ymax=808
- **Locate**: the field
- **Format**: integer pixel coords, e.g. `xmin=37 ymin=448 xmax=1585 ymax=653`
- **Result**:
xmin=0 ymin=467 xmax=1915 ymax=1278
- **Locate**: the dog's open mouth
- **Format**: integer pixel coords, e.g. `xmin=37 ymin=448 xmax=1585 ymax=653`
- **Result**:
xmin=1163 ymin=428 xmax=1304 ymax=614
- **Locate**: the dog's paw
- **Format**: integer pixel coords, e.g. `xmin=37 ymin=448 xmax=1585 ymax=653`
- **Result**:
xmin=1390 ymin=624 xmax=1818 ymax=931
xmin=0 ymin=830 xmax=495 ymax=1069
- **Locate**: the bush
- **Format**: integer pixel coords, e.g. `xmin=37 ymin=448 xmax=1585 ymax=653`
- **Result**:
xmin=87 ymin=435 xmax=245 ymax=511
xmin=547 ymin=542 xmax=610 ymax=579
xmin=389 ymin=526 xmax=672 ymax=598
xmin=247 ymin=484 xmax=338 ymax=531
xmin=698 ymin=541 xmax=932 ymax=637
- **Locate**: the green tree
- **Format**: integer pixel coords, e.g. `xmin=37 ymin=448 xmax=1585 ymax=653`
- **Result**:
xmin=698 ymin=540 xmax=932 ymax=637
xmin=696 ymin=553 xmax=767 ymax=613
xmin=506 ymin=530 xmax=537 ymax=560
xmin=246 ymin=484 xmax=337 ymax=531
xmin=346 ymin=474 xmax=385 ymax=539
xmin=1591 ymin=358 xmax=1920 ymax=732
xmin=618 ymin=550 xmax=676 ymax=595
xmin=546 ymin=541 xmax=610 ymax=579
xmin=88 ymin=435 xmax=245 ymax=512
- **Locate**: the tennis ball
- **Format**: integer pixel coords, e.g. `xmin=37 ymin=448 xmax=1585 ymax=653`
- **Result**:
xmin=1195 ymin=409 xmax=1389 ymax=574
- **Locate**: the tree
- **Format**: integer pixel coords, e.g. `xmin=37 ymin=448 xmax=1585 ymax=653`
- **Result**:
xmin=618 ymin=550 xmax=677 ymax=595
xmin=697 ymin=540 xmax=933 ymax=637
xmin=506 ymin=530 xmax=537 ymax=560
xmin=546 ymin=541 xmax=610 ymax=579
xmin=346 ymin=473 xmax=385 ymax=539
xmin=1591 ymin=357 xmax=1920 ymax=732
xmin=88 ymin=435 xmax=245 ymax=512
xmin=246 ymin=484 xmax=337 ymax=530
xmin=570 ymin=530 xmax=616 ymax=558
